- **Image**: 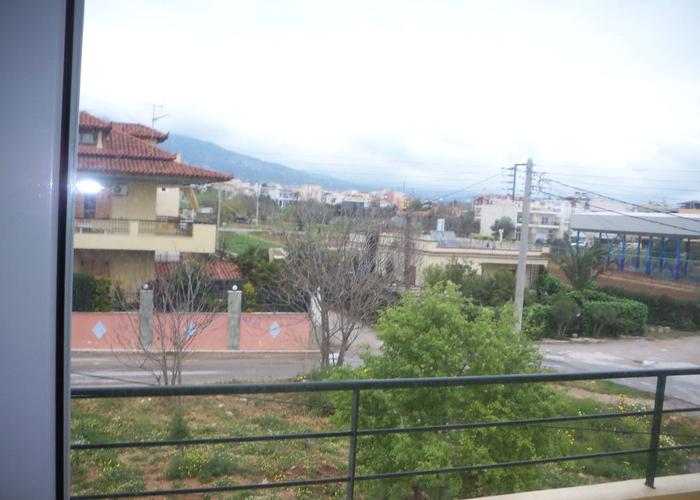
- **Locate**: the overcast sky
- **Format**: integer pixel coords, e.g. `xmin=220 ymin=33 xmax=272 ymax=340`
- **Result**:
xmin=80 ymin=0 xmax=700 ymax=202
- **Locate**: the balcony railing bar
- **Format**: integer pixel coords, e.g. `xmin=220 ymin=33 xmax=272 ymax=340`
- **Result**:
xmin=72 ymin=408 xmax=661 ymax=451
xmin=70 ymin=367 xmax=700 ymax=499
xmin=70 ymin=367 xmax=700 ymax=399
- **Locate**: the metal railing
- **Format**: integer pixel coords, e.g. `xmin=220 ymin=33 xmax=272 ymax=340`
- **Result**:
xmin=73 ymin=218 xmax=130 ymax=234
xmin=70 ymin=367 xmax=700 ymax=499
xmin=137 ymin=219 xmax=193 ymax=237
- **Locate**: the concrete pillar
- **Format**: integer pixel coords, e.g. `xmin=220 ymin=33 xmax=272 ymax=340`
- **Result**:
xmin=139 ymin=288 xmax=153 ymax=348
xmin=227 ymin=290 xmax=242 ymax=350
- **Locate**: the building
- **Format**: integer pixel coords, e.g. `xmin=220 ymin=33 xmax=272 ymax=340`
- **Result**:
xmin=479 ymin=199 xmax=572 ymax=243
xmin=73 ymin=112 xmax=233 ymax=291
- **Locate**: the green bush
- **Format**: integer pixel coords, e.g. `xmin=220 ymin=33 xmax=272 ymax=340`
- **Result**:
xmin=550 ymin=293 xmax=580 ymax=336
xmin=168 ymin=405 xmax=191 ymax=440
xmin=581 ymin=299 xmax=647 ymax=337
xmin=535 ymin=268 xmax=566 ymax=302
xmin=73 ymin=272 xmax=112 ymax=312
xmin=523 ymin=303 xmax=553 ymax=339
xmin=601 ymin=287 xmax=700 ymax=331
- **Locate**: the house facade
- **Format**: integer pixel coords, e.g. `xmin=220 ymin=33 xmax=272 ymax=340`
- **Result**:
xmin=73 ymin=112 xmax=233 ymax=291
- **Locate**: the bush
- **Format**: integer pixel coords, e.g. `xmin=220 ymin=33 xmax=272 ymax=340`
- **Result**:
xmin=601 ymin=287 xmax=700 ymax=331
xmin=535 ymin=268 xmax=566 ymax=302
xmin=550 ymin=293 xmax=580 ymax=336
xmin=581 ymin=299 xmax=647 ymax=337
xmin=73 ymin=272 xmax=112 ymax=312
xmin=329 ymin=283 xmax=560 ymax=498
xmin=523 ymin=303 xmax=553 ymax=339
xmin=168 ymin=405 xmax=191 ymax=440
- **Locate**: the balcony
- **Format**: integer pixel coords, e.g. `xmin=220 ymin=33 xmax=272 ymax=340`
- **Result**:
xmin=73 ymin=218 xmax=217 ymax=253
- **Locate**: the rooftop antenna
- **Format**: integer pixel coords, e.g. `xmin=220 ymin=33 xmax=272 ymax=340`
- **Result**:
xmin=151 ymin=104 xmax=168 ymax=129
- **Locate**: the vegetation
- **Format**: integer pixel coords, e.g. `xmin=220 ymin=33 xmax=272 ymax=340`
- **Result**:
xmin=326 ymin=284 xmax=560 ymax=498
xmin=73 ymin=272 xmax=112 ymax=312
xmin=557 ymin=244 xmax=608 ymax=291
xmin=490 ymin=216 xmax=515 ymax=239
xmin=525 ymin=269 xmax=648 ymax=339
xmin=221 ymin=231 xmax=278 ymax=255
xmin=601 ymin=287 xmax=700 ymax=331
xmin=423 ymin=261 xmax=517 ymax=307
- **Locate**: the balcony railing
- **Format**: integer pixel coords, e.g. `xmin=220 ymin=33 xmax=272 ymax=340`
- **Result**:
xmin=74 ymin=218 xmax=130 ymax=234
xmin=138 ymin=218 xmax=194 ymax=237
xmin=70 ymin=367 xmax=700 ymax=499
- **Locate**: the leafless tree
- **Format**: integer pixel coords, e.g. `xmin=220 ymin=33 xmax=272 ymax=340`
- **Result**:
xmin=114 ymin=260 xmax=219 ymax=385
xmin=272 ymin=202 xmax=414 ymax=367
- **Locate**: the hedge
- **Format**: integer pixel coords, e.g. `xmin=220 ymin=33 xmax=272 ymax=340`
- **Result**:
xmin=601 ymin=287 xmax=700 ymax=331
xmin=581 ymin=299 xmax=647 ymax=337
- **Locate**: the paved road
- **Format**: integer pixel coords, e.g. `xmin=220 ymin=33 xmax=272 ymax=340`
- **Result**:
xmin=71 ymin=351 xmax=320 ymax=386
xmin=71 ymin=334 xmax=700 ymax=406
xmin=540 ymin=336 xmax=700 ymax=405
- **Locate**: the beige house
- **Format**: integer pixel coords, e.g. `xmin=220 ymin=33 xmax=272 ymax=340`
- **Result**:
xmin=381 ymin=231 xmax=548 ymax=288
xmin=73 ymin=112 xmax=232 ymax=290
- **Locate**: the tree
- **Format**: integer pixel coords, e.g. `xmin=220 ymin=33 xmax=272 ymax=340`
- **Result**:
xmin=115 ymin=260 xmax=218 ymax=385
xmin=276 ymin=202 xmax=401 ymax=367
xmin=423 ymin=262 xmax=515 ymax=307
xmin=330 ymin=283 xmax=558 ymax=498
xmin=490 ymin=216 xmax=515 ymax=239
xmin=587 ymin=301 xmax=618 ymax=337
xmin=557 ymin=243 xmax=607 ymax=291
xmin=550 ymin=292 xmax=579 ymax=336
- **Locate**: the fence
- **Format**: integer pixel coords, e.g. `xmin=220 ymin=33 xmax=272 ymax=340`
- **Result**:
xmin=70 ymin=367 xmax=700 ymax=499
xmin=74 ymin=218 xmax=129 ymax=234
xmin=137 ymin=219 xmax=194 ymax=237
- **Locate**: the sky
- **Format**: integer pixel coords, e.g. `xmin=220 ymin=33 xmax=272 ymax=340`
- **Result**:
xmin=80 ymin=0 xmax=700 ymax=203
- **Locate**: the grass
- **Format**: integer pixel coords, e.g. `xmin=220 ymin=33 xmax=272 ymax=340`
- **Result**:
xmin=561 ymin=379 xmax=655 ymax=399
xmin=221 ymin=232 xmax=280 ymax=255
xmin=71 ymin=382 xmax=700 ymax=499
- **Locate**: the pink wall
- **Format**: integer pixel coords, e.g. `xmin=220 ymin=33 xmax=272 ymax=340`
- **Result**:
xmin=71 ymin=312 xmax=311 ymax=351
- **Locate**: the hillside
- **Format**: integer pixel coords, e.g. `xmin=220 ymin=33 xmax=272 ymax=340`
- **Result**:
xmin=161 ymin=134 xmax=367 ymax=190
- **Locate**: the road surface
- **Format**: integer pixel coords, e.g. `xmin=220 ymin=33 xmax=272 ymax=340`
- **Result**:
xmin=71 ymin=334 xmax=700 ymax=406
xmin=540 ymin=336 xmax=700 ymax=405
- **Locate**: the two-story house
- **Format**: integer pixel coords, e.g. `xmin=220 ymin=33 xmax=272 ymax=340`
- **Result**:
xmin=73 ymin=112 xmax=233 ymax=291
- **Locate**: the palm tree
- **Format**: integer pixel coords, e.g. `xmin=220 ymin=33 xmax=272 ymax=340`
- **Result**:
xmin=557 ymin=243 xmax=608 ymax=291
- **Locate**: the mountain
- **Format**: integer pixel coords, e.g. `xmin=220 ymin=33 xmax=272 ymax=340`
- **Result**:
xmin=161 ymin=134 xmax=370 ymax=190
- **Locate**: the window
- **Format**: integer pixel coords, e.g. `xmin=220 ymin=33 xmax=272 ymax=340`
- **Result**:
xmin=541 ymin=216 xmax=549 ymax=225
xmin=79 ymin=130 xmax=96 ymax=144
xmin=83 ymin=194 xmax=96 ymax=219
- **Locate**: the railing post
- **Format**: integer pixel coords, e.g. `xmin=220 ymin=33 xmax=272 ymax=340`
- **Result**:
xmin=346 ymin=388 xmax=360 ymax=500
xmin=645 ymin=375 xmax=666 ymax=488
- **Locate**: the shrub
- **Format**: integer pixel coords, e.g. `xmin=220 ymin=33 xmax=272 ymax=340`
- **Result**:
xmin=73 ymin=272 xmax=112 ymax=312
xmin=550 ymin=293 xmax=580 ymax=336
xmin=601 ymin=287 xmax=700 ymax=331
xmin=329 ymin=284 xmax=560 ymax=498
xmin=581 ymin=299 xmax=647 ymax=337
xmin=535 ymin=268 xmax=566 ymax=302
xmin=168 ymin=405 xmax=191 ymax=440
xmin=523 ymin=303 xmax=553 ymax=339
xmin=586 ymin=302 xmax=619 ymax=337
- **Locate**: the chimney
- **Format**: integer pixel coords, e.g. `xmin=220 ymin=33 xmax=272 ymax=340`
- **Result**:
xmin=175 ymin=152 xmax=182 ymax=163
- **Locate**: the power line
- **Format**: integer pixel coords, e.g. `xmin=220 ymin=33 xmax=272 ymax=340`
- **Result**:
xmin=543 ymin=178 xmax=700 ymax=228
xmin=537 ymin=188 xmax=700 ymax=237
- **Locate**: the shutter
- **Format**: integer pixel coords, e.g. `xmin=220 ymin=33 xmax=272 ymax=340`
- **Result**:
xmin=74 ymin=193 xmax=84 ymax=218
xmin=95 ymin=189 xmax=112 ymax=219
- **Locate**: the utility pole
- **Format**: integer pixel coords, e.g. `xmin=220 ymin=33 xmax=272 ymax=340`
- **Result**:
xmin=215 ymin=186 xmax=222 ymax=251
xmin=255 ymin=183 xmax=260 ymax=227
xmin=511 ymin=163 xmax=518 ymax=199
xmin=513 ymin=158 xmax=533 ymax=333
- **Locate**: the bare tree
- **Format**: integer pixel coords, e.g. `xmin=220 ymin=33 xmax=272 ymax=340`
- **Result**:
xmin=115 ymin=260 xmax=219 ymax=385
xmin=274 ymin=202 xmax=409 ymax=367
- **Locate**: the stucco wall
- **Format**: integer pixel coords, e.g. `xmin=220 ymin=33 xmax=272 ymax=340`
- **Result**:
xmin=73 ymin=249 xmax=155 ymax=290
xmin=156 ymin=187 xmax=180 ymax=218
xmin=111 ymin=181 xmax=157 ymax=220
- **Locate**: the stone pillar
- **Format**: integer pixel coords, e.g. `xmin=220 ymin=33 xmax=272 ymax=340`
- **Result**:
xmin=139 ymin=288 xmax=153 ymax=348
xmin=227 ymin=290 xmax=242 ymax=350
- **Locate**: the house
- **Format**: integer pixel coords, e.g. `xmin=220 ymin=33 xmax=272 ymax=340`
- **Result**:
xmin=479 ymin=198 xmax=573 ymax=243
xmin=73 ymin=112 xmax=233 ymax=291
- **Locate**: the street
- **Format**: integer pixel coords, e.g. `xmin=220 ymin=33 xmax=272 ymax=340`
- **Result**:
xmin=71 ymin=334 xmax=700 ymax=406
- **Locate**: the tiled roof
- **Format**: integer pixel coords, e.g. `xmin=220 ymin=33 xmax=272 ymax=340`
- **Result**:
xmin=112 ymin=122 xmax=168 ymax=142
xmin=77 ymin=111 xmax=232 ymax=183
xmin=155 ymin=260 xmax=242 ymax=281
xmin=79 ymin=112 xmax=111 ymax=130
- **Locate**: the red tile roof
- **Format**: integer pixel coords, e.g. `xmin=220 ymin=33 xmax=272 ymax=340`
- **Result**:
xmin=79 ymin=112 xmax=111 ymax=130
xmin=78 ymin=111 xmax=233 ymax=183
xmin=155 ymin=260 xmax=242 ymax=281
xmin=112 ymin=122 xmax=169 ymax=142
